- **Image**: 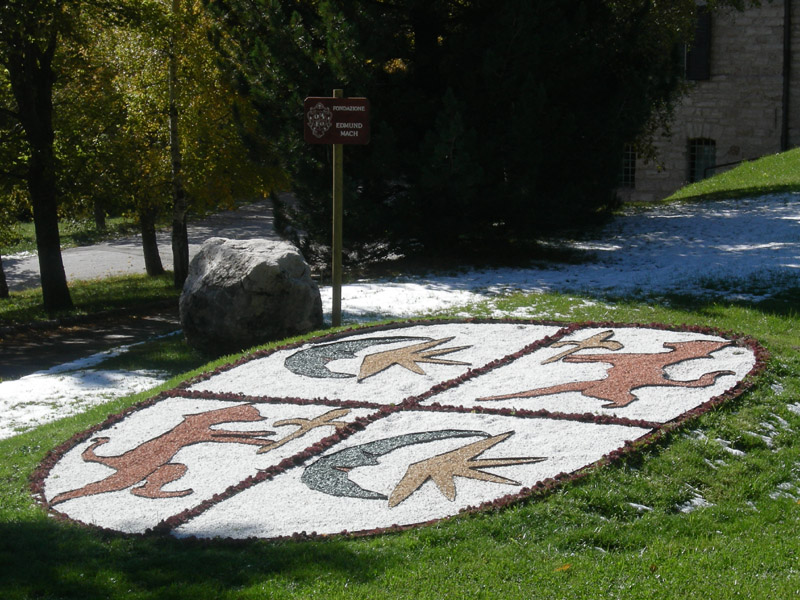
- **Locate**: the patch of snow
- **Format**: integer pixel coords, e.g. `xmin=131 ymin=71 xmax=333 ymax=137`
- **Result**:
xmin=677 ymin=494 xmax=714 ymax=513
xmin=770 ymin=482 xmax=800 ymax=501
xmin=2 ymin=193 xmax=797 ymax=440
xmin=769 ymin=413 xmax=791 ymax=429
xmin=0 ymin=339 xmax=169 ymax=440
xmin=743 ymin=430 xmax=774 ymax=448
xmin=0 ymin=368 xmax=165 ymax=440
xmin=716 ymin=242 xmax=791 ymax=252
xmin=684 ymin=429 xmax=708 ymax=441
xmin=318 ymin=194 xmax=800 ymax=323
xmin=715 ymin=438 xmax=746 ymax=456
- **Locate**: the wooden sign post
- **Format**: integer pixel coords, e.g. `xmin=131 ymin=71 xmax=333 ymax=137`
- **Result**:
xmin=304 ymin=90 xmax=370 ymax=327
xmin=331 ymin=89 xmax=344 ymax=328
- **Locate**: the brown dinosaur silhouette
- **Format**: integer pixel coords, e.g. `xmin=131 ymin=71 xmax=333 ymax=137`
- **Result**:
xmin=49 ymin=404 xmax=275 ymax=506
xmin=480 ymin=340 xmax=735 ymax=408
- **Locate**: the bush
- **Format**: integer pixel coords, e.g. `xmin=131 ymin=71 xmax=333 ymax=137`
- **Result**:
xmin=208 ymin=0 xmax=696 ymax=260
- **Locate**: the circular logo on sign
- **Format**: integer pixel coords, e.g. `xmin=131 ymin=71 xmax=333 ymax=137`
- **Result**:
xmin=307 ymin=102 xmax=332 ymax=139
xmin=34 ymin=320 xmax=763 ymax=540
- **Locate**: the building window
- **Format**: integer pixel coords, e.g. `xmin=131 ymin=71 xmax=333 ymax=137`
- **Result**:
xmin=685 ymin=7 xmax=711 ymax=80
xmin=688 ymin=138 xmax=716 ymax=182
xmin=619 ymin=144 xmax=636 ymax=188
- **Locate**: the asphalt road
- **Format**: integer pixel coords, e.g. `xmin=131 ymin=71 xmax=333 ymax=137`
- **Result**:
xmin=4 ymin=196 xmax=284 ymax=292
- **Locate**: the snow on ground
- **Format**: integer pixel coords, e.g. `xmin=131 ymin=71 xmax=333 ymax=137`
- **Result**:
xmin=323 ymin=193 xmax=800 ymax=322
xmin=0 ymin=339 xmax=169 ymax=439
xmin=3 ymin=193 xmax=798 ymax=440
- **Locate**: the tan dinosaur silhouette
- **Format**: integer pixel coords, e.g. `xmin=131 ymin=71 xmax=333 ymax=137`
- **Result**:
xmin=480 ymin=340 xmax=735 ymax=408
xmin=256 ymin=408 xmax=351 ymax=454
xmin=50 ymin=404 xmax=275 ymax=506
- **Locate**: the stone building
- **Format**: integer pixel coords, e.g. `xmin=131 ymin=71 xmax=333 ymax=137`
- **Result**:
xmin=619 ymin=0 xmax=799 ymax=203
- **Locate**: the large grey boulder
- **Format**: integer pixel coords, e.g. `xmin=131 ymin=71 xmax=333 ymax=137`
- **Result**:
xmin=180 ymin=237 xmax=322 ymax=355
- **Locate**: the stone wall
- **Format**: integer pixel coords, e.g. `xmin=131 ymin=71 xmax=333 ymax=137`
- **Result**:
xmin=622 ymin=1 xmax=796 ymax=203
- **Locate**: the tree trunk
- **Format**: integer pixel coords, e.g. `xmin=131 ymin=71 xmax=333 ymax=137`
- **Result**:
xmin=411 ymin=5 xmax=441 ymax=96
xmin=169 ymin=0 xmax=189 ymax=289
xmin=29 ymin=147 xmax=73 ymax=311
xmin=139 ymin=207 xmax=164 ymax=276
xmin=6 ymin=33 xmax=73 ymax=311
xmin=0 ymin=253 xmax=9 ymax=299
xmin=93 ymin=198 xmax=107 ymax=232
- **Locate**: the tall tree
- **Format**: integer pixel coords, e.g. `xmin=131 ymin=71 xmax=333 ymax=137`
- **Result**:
xmin=90 ymin=11 xmax=174 ymax=276
xmin=0 ymin=198 xmax=14 ymax=298
xmin=99 ymin=0 xmax=283 ymax=283
xmin=0 ymin=256 xmax=7 ymax=298
xmin=0 ymin=195 xmax=18 ymax=299
xmin=0 ymin=0 xmax=155 ymax=308
xmin=0 ymin=0 xmax=73 ymax=310
xmin=168 ymin=0 xmax=190 ymax=288
xmin=0 ymin=71 xmax=25 ymax=299
xmin=1 ymin=0 xmax=276 ymax=298
xmin=207 ymin=0 xmax=754 ymax=260
xmin=54 ymin=26 xmax=129 ymax=233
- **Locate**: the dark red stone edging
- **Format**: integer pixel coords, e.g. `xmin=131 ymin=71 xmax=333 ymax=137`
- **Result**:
xmin=30 ymin=318 xmax=768 ymax=543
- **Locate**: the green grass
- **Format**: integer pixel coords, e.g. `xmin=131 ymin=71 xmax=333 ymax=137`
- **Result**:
xmin=665 ymin=147 xmax=800 ymax=202
xmin=0 ymin=273 xmax=179 ymax=325
xmin=1 ymin=216 xmax=141 ymax=256
xmin=1 ymin=151 xmax=799 ymax=598
xmin=97 ymin=332 xmax=206 ymax=377
xmin=2 ymin=293 xmax=800 ymax=599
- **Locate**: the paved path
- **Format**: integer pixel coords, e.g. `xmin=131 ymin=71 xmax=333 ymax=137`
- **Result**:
xmin=4 ymin=197 xmax=284 ymax=292
xmin=1 ymin=197 xmax=286 ymax=381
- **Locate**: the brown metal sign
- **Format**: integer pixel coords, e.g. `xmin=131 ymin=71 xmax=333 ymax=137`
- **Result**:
xmin=304 ymin=97 xmax=370 ymax=145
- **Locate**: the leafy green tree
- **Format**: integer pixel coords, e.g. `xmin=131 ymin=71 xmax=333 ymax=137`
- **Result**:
xmin=1 ymin=0 xmax=273 ymax=304
xmin=206 ymin=0 xmax=751 ymax=261
xmin=167 ymin=0 xmax=190 ymax=287
xmin=0 ymin=0 xmax=75 ymax=310
xmin=53 ymin=27 xmax=130 ymax=233
xmin=101 ymin=0 xmax=284 ymax=286
xmin=0 ymin=0 xmax=157 ymax=308
xmin=0 ymin=194 xmax=18 ymax=299
xmin=0 ymin=69 xmax=26 ymax=299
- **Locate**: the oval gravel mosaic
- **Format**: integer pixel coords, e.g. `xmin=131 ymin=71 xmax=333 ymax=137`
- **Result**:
xmin=34 ymin=319 xmax=766 ymax=540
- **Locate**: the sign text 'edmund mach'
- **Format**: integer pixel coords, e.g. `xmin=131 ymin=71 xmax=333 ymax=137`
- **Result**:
xmin=304 ymin=97 xmax=370 ymax=145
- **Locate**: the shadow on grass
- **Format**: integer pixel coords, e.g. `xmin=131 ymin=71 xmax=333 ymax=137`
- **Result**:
xmin=0 ymin=519 xmax=394 ymax=599
xmin=0 ymin=274 xmax=178 ymax=326
xmin=651 ymin=286 xmax=800 ymax=320
xmin=670 ymin=184 xmax=800 ymax=203
xmin=97 ymin=333 xmax=206 ymax=377
xmin=752 ymin=287 xmax=800 ymax=318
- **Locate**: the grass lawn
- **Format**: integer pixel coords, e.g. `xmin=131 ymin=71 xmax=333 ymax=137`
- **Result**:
xmin=1 ymin=293 xmax=799 ymax=599
xmin=0 ymin=273 xmax=179 ymax=326
xmin=1 ymin=217 xmax=141 ymax=256
xmin=664 ymin=147 xmax=800 ymax=202
xmin=1 ymin=149 xmax=799 ymax=598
